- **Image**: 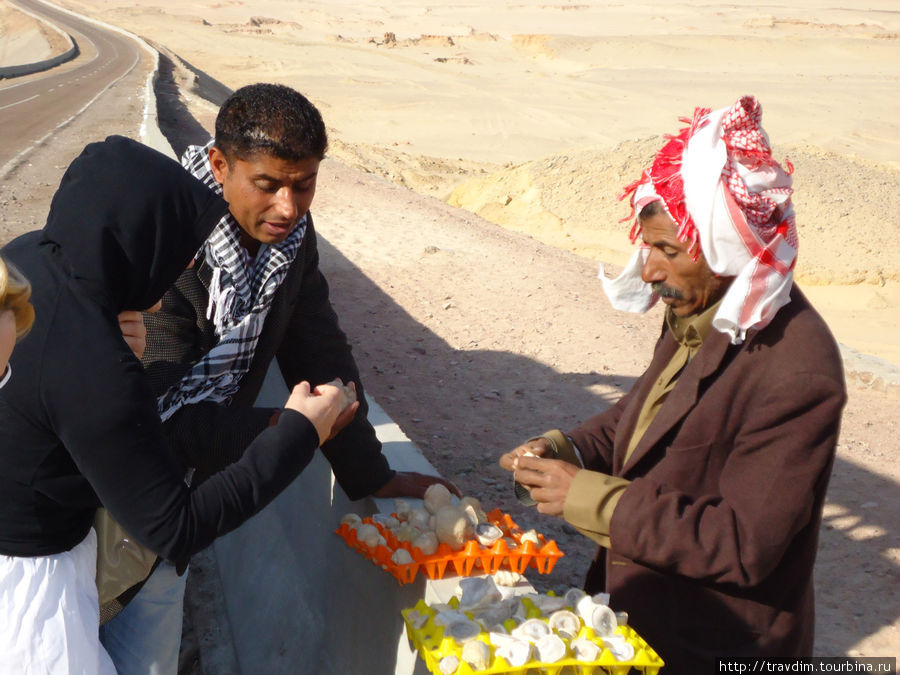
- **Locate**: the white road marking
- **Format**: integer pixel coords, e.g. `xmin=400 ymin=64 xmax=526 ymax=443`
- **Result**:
xmin=1 ymin=0 xmax=149 ymax=178
xmin=0 ymin=94 xmax=39 ymax=111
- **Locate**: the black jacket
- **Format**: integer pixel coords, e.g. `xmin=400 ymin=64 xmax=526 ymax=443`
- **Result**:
xmin=0 ymin=136 xmax=321 ymax=559
xmin=142 ymin=213 xmax=394 ymax=500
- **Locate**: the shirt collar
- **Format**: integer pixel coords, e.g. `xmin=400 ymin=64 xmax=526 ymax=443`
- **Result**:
xmin=666 ymin=298 xmax=722 ymax=351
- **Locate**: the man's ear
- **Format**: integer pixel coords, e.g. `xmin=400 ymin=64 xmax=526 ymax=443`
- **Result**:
xmin=208 ymin=146 xmax=229 ymax=185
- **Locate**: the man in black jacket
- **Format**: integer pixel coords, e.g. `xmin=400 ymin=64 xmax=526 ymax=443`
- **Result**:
xmin=100 ymin=84 xmax=456 ymax=674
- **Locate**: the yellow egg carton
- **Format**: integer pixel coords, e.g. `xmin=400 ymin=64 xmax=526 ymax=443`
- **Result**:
xmin=401 ymin=595 xmax=664 ymax=675
xmin=336 ymin=509 xmax=563 ymax=585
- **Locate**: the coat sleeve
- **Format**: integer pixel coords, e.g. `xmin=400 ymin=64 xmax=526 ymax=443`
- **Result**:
xmin=566 ymin=381 xmax=635 ymax=474
xmin=558 ymin=392 xmax=636 ymax=548
xmin=44 ymin=303 xmax=322 ymax=563
xmin=608 ymin=370 xmax=845 ymax=587
xmin=274 ymin=221 xmax=394 ymax=500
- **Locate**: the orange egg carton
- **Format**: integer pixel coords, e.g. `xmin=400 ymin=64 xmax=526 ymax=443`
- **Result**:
xmin=335 ymin=508 xmax=564 ymax=585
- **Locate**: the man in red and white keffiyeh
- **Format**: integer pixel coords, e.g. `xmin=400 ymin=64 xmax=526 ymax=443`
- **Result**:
xmin=501 ymin=96 xmax=846 ymax=672
xmin=602 ymin=94 xmax=798 ymax=343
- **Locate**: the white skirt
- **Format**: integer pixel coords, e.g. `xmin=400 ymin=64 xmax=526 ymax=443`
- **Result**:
xmin=0 ymin=528 xmax=116 ymax=674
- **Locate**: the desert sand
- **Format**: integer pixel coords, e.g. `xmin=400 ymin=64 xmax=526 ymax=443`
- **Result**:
xmin=31 ymin=0 xmax=900 ymax=367
xmin=1 ymin=0 xmax=898 ymax=665
xmin=6 ymin=0 xmax=900 ymax=363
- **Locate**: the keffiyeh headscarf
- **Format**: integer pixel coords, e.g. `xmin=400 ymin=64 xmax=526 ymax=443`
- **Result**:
xmin=157 ymin=141 xmax=307 ymax=421
xmin=600 ymin=95 xmax=798 ymax=344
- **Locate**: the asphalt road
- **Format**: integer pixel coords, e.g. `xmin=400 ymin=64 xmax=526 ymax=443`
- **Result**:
xmin=0 ymin=0 xmax=144 ymax=175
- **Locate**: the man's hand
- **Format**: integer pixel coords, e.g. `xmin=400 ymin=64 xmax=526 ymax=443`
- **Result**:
xmin=372 ymin=471 xmax=462 ymax=499
xmin=315 ymin=381 xmax=358 ymax=443
xmin=321 ymin=400 xmax=359 ymax=442
xmin=499 ymin=437 xmax=553 ymax=472
xmin=513 ymin=455 xmax=579 ymax=516
xmin=118 ymin=310 xmax=148 ymax=359
xmin=284 ymin=380 xmax=345 ymax=445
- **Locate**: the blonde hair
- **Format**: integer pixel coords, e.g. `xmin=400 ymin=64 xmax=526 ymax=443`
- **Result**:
xmin=0 ymin=256 xmax=35 ymax=339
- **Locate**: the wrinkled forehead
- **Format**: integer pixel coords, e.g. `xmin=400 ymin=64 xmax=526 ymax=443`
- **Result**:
xmin=639 ymin=210 xmax=682 ymax=246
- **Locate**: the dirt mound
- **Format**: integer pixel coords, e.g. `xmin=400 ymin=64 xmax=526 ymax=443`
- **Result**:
xmin=447 ymin=139 xmax=900 ymax=285
xmin=511 ymin=33 xmax=556 ymax=57
xmin=328 ymin=137 xmax=500 ymax=200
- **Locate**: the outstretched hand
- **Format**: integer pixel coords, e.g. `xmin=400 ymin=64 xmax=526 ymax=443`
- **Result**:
xmin=315 ymin=380 xmax=359 ymax=442
xmin=284 ymin=380 xmax=346 ymax=445
xmin=372 ymin=471 xmax=462 ymax=499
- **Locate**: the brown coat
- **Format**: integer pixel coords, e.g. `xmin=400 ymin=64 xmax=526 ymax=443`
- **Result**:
xmin=566 ymin=288 xmax=846 ymax=672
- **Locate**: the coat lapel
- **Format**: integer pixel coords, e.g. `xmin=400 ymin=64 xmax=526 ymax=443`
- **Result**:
xmin=618 ymin=327 xmax=733 ymax=476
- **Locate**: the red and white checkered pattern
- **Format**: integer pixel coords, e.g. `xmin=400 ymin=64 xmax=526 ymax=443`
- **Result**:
xmin=602 ymin=96 xmax=799 ymax=344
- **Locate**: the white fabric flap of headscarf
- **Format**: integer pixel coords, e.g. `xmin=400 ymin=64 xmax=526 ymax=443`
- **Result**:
xmin=682 ymin=106 xmax=740 ymax=276
xmin=599 ymin=248 xmax=657 ymax=314
xmin=682 ymin=104 xmax=796 ymax=343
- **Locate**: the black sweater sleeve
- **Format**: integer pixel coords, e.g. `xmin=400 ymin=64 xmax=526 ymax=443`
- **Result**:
xmin=44 ymin=297 xmax=320 ymax=562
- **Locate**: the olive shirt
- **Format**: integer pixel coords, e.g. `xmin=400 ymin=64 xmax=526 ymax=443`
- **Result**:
xmin=549 ymin=300 xmax=721 ymax=548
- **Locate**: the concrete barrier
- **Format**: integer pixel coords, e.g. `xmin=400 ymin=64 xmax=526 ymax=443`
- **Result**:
xmin=0 ymin=2 xmax=77 ymax=79
xmin=140 ymin=56 xmax=174 ymax=160
xmin=207 ymin=365 xmax=445 ymax=674
xmin=212 ymin=402 xmax=429 ymax=674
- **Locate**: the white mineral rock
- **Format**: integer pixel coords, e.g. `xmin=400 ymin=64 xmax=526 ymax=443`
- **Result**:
xmin=424 ymin=483 xmax=453 ymax=514
xmin=512 ymin=618 xmax=551 ymax=644
xmin=461 ymin=640 xmax=491 ymax=671
xmin=434 ymin=505 xmax=472 ymax=551
xmin=412 ymin=530 xmax=439 ymax=556
xmin=534 ymin=633 xmax=566 ymax=663
xmin=570 ymin=637 xmax=601 ymax=662
xmin=438 ymin=655 xmax=460 ymax=674
xmin=391 ymin=549 xmax=413 ymax=565
xmin=340 ymin=513 xmax=362 ymax=527
xmin=457 ymin=576 xmax=501 ymax=612
xmin=492 ymin=570 xmax=524 ymax=587
xmin=493 ymin=636 xmax=532 ymax=667
xmin=548 ymin=609 xmax=580 ymax=639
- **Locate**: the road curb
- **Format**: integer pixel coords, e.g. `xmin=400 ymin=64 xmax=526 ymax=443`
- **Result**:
xmin=0 ymin=1 xmax=76 ymax=79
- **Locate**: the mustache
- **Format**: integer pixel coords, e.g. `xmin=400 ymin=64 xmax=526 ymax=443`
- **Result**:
xmin=651 ymin=283 xmax=685 ymax=300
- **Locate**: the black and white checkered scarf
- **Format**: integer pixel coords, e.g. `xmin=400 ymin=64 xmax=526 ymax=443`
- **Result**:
xmin=157 ymin=141 xmax=306 ymax=421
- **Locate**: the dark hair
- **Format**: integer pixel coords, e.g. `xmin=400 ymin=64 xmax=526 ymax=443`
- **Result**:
xmin=214 ymin=83 xmax=328 ymax=163
xmin=638 ymin=199 xmax=664 ymax=221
